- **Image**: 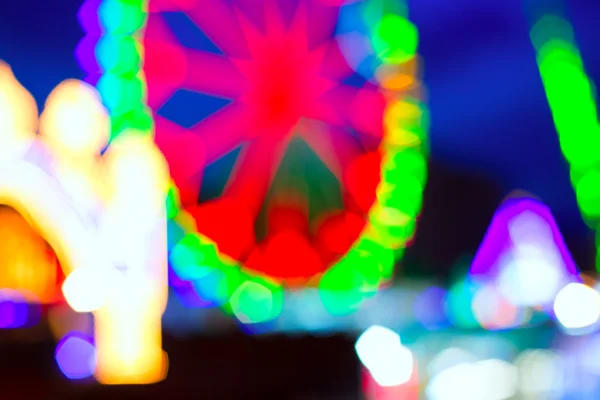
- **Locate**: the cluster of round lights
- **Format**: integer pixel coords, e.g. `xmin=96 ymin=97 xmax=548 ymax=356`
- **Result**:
xmin=530 ymin=14 xmax=600 ymax=269
xmin=80 ymin=0 xmax=428 ymax=323
xmin=78 ymin=0 xmax=152 ymax=140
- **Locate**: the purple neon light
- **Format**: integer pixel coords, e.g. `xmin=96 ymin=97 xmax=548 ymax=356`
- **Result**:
xmin=0 ymin=290 xmax=33 ymax=329
xmin=77 ymin=0 xmax=102 ymax=35
xmin=76 ymin=0 xmax=103 ymax=84
xmin=470 ymin=197 xmax=579 ymax=278
xmin=55 ymin=332 xmax=97 ymax=380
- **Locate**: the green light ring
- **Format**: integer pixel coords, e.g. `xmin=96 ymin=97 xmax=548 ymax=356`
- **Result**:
xmin=90 ymin=0 xmax=429 ymax=322
xmin=530 ymin=14 xmax=600 ymax=270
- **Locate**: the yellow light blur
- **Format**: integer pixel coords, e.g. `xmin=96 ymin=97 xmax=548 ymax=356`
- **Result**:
xmin=0 ymin=61 xmax=37 ymax=157
xmin=93 ymin=274 xmax=168 ymax=384
xmin=385 ymin=127 xmax=422 ymax=147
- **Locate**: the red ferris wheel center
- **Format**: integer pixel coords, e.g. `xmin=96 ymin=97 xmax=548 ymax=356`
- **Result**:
xmin=145 ymin=0 xmax=387 ymax=283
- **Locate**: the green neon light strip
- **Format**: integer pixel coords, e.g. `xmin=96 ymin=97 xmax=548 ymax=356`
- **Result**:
xmin=530 ymin=14 xmax=600 ymax=271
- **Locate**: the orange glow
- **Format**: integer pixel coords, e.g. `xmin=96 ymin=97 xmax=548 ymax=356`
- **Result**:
xmin=375 ymin=58 xmax=420 ymax=91
xmin=0 ymin=206 xmax=60 ymax=303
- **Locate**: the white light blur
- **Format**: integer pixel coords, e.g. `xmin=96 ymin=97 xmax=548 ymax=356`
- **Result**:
xmin=62 ymin=267 xmax=111 ymax=313
xmin=498 ymin=211 xmax=569 ymax=307
xmin=39 ymin=79 xmax=109 ymax=155
xmin=554 ymin=283 xmax=600 ymax=330
xmin=472 ymin=284 xmax=518 ymax=329
xmin=579 ymin=335 xmax=600 ymax=376
xmin=515 ymin=349 xmax=564 ymax=399
xmin=426 ymin=359 xmax=518 ymax=400
xmin=103 ymin=132 xmax=170 ymax=220
xmin=355 ymin=325 xmax=414 ymax=387
xmin=427 ymin=347 xmax=477 ymax=379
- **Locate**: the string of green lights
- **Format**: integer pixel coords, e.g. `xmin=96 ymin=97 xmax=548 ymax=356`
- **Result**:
xmin=95 ymin=0 xmax=153 ymax=139
xmin=530 ymin=14 xmax=600 ymax=271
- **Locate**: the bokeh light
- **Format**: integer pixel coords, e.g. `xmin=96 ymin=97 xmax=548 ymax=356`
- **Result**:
xmin=337 ymin=0 xmax=414 ymax=81
xmin=55 ymin=332 xmax=97 ymax=380
xmin=230 ymin=280 xmax=283 ymax=324
xmin=514 ymin=349 xmax=565 ymax=399
xmin=426 ymin=358 xmax=518 ymax=400
xmin=470 ymin=197 xmax=579 ymax=316
xmin=0 ymin=289 xmax=32 ymax=329
xmin=39 ymin=79 xmax=109 ymax=155
xmin=445 ymin=277 xmax=481 ymax=329
xmin=531 ymin=13 xmax=600 ymax=272
xmin=554 ymin=283 xmax=600 ymax=330
xmin=355 ymin=325 xmax=414 ymax=387
xmin=413 ymin=286 xmax=449 ymax=330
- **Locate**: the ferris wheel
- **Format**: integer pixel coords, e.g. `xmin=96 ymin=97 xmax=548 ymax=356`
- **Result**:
xmin=84 ymin=0 xmax=429 ymax=321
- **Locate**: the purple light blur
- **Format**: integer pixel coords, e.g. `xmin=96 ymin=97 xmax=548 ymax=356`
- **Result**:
xmin=77 ymin=0 xmax=103 ymax=35
xmin=55 ymin=332 xmax=97 ymax=380
xmin=75 ymin=37 xmax=101 ymax=77
xmin=413 ymin=286 xmax=449 ymax=330
xmin=0 ymin=300 xmax=17 ymax=328
xmin=76 ymin=0 xmax=103 ymax=84
xmin=470 ymin=197 xmax=579 ymax=278
xmin=0 ymin=290 xmax=29 ymax=329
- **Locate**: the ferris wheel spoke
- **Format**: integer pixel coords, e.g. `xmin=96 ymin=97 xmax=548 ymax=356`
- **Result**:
xmin=305 ymin=0 xmax=339 ymax=50
xmin=148 ymin=0 xmax=188 ymax=13
xmin=323 ymin=83 xmax=385 ymax=140
xmin=185 ymin=0 xmax=251 ymax=58
xmin=319 ymin=43 xmax=356 ymax=81
xmin=223 ymin=133 xmax=291 ymax=217
xmin=183 ymin=49 xmax=247 ymax=99
xmin=189 ymin=104 xmax=251 ymax=165
xmin=145 ymin=13 xmax=177 ymax=42
xmin=320 ymin=84 xmax=356 ymax=121
xmin=154 ymin=116 xmax=206 ymax=205
xmin=343 ymin=84 xmax=386 ymax=139
xmin=144 ymin=14 xmax=189 ymax=107
xmin=264 ymin=0 xmax=289 ymax=37
xmin=147 ymin=78 xmax=179 ymax=110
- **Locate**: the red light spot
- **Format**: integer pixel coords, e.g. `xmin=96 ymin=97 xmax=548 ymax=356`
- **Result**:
xmin=144 ymin=40 xmax=187 ymax=87
xmin=268 ymin=204 xmax=309 ymax=236
xmin=316 ymin=211 xmax=366 ymax=255
xmin=250 ymin=229 xmax=324 ymax=281
xmin=349 ymin=88 xmax=386 ymax=137
xmin=189 ymin=198 xmax=256 ymax=260
xmin=345 ymin=151 xmax=382 ymax=212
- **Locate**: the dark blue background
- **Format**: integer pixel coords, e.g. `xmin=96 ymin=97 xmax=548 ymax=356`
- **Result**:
xmin=1 ymin=0 xmax=598 ymax=273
